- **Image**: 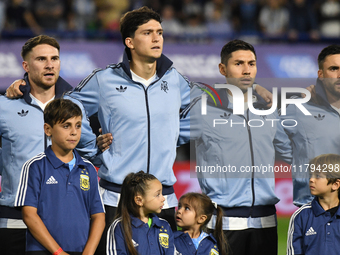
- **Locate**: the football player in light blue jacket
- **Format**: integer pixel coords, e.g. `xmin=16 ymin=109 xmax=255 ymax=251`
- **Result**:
xmin=0 ymin=35 xmax=97 ymax=255
xmin=182 ymin=39 xmax=292 ymax=255
xmin=281 ymin=45 xmax=340 ymax=207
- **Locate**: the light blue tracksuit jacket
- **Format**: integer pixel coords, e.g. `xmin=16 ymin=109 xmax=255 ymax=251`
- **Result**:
xmin=181 ymin=86 xmax=292 ymax=217
xmin=65 ymin=49 xmax=193 ymax=192
xmin=281 ymin=78 xmax=340 ymax=206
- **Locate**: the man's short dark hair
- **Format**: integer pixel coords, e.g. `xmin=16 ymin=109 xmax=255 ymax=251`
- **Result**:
xmin=120 ymin=6 xmax=161 ymax=48
xmin=44 ymin=99 xmax=82 ymax=127
xmin=318 ymin=45 xmax=340 ymax=69
xmin=220 ymin=39 xmax=257 ymax=65
xmin=21 ymin=35 xmax=60 ymax=60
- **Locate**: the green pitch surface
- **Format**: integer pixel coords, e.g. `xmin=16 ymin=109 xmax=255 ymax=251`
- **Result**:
xmin=278 ymin=217 xmax=291 ymax=255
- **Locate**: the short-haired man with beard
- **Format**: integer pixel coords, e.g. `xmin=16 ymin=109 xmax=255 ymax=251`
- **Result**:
xmin=0 ymin=35 xmax=98 ymax=255
xmin=281 ymin=45 xmax=340 ymax=207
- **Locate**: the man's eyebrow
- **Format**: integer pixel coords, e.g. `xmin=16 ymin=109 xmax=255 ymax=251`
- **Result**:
xmin=141 ymin=28 xmax=163 ymax=32
xmin=233 ymin=59 xmax=256 ymax=63
xmin=35 ymin=55 xmax=59 ymax=59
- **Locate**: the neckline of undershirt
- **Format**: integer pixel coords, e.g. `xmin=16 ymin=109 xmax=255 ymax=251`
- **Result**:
xmin=29 ymin=93 xmax=55 ymax=110
xmin=131 ymin=70 xmax=157 ymax=87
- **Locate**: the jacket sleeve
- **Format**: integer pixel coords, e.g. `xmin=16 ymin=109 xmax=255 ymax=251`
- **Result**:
xmin=279 ymin=104 xmax=305 ymax=178
xmin=287 ymin=210 xmax=304 ymax=255
xmin=68 ymin=70 xmax=101 ymax=117
xmin=279 ymin=103 xmax=298 ymax=137
xmin=178 ymin=83 xmax=204 ymax=146
xmin=107 ymin=220 xmax=128 ymax=255
xmin=177 ymin=75 xmax=193 ymax=146
xmin=273 ymin=110 xmax=293 ymax=164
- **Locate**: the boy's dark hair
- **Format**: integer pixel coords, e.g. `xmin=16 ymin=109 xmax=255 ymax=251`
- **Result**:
xmin=44 ymin=99 xmax=82 ymax=127
xmin=220 ymin=39 xmax=257 ymax=65
xmin=21 ymin=35 xmax=60 ymax=60
xmin=310 ymin=154 xmax=340 ymax=183
xmin=309 ymin=154 xmax=340 ymax=198
xmin=179 ymin=193 xmax=228 ymax=255
xmin=317 ymin=45 xmax=340 ymax=69
xmin=120 ymin=6 xmax=161 ymax=54
xmin=115 ymin=171 xmax=157 ymax=255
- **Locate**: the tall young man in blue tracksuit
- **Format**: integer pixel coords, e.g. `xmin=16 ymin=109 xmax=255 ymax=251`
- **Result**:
xmin=63 ymin=7 xmax=196 ymax=253
xmin=0 ymin=35 xmax=98 ymax=255
xmin=281 ymin=45 xmax=340 ymax=207
xmin=182 ymin=39 xmax=292 ymax=255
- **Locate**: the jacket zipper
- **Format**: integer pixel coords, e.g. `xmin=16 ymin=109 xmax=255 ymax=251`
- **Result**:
xmin=246 ymin=109 xmax=256 ymax=216
xmin=143 ymin=88 xmax=151 ymax=173
xmin=230 ymin=109 xmax=256 ymax=216
xmin=136 ymin=75 xmax=161 ymax=173
xmin=225 ymin=105 xmax=256 ymax=215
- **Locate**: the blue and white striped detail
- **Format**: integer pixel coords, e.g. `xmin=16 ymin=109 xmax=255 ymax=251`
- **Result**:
xmin=14 ymin=153 xmax=46 ymax=207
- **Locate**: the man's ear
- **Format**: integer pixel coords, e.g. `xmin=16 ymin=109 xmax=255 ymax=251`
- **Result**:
xmin=219 ymin=63 xmax=227 ymax=76
xmin=134 ymin=195 xmax=143 ymax=207
xmin=125 ymin=37 xmax=134 ymax=50
xmin=22 ymin=61 xmax=29 ymax=73
xmin=44 ymin=123 xmax=52 ymax=137
xmin=318 ymin=69 xmax=323 ymax=79
xmin=197 ymin=214 xmax=207 ymax=224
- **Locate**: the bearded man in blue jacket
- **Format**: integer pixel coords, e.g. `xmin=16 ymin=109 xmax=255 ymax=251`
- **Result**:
xmin=0 ymin=35 xmax=98 ymax=255
xmin=281 ymin=44 xmax=340 ymax=207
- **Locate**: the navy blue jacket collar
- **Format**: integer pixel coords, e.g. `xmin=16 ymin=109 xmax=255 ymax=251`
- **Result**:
xmin=174 ymin=231 xmax=217 ymax=243
xmin=130 ymin=213 xmax=163 ymax=228
xmin=20 ymin=73 xmax=73 ymax=105
xmin=312 ymin=197 xmax=340 ymax=217
xmin=207 ymin=85 xmax=269 ymax=112
xmin=121 ymin=48 xmax=173 ymax=80
xmin=45 ymin=146 xmax=86 ymax=170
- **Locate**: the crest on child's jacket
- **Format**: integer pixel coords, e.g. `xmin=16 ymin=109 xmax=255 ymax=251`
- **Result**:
xmin=159 ymin=232 xmax=169 ymax=248
xmin=209 ymin=248 xmax=219 ymax=255
xmin=80 ymin=168 xmax=90 ymax=191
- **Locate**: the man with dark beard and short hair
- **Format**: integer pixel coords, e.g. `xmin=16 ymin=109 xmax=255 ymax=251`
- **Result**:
xmin=281 ymin=44 xmax=340 ymax=207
